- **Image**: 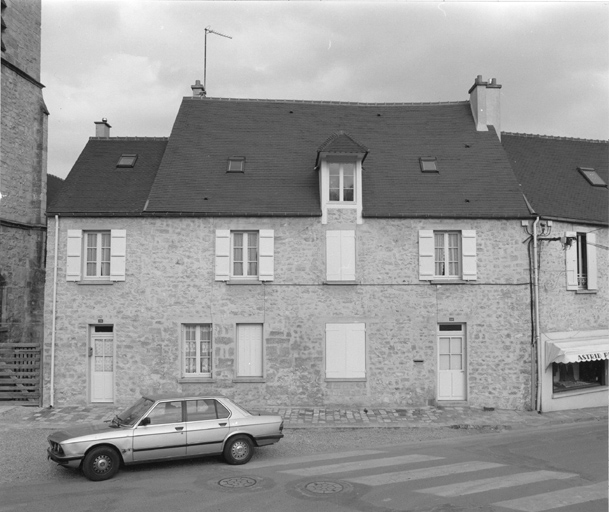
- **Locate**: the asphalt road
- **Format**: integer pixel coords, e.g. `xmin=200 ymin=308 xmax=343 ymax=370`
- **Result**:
xmin=1 ymin=422 xmax=607 ymax=512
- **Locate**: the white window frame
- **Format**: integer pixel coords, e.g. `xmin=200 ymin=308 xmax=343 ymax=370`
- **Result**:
xmin=66 ymin=229 xmax=126 ymax=282
xmin=215 ymin=229 xmax=274 ymax=282
xmin=236 ymin=323 xmax=264 ymax=379
xmin=419 ymin=230 xmax=477 ymax=281
xmin=326 ymin=230 xmax=356 ymax=282
xmin=84 ymin=232 xmax=112 ymax=280
xmin=181 ymin=324 xmax=212 ymax=378
xmin=231 ymin=231 xmax=259 ymax=279
xmin=319 ymin=156 xmax=363 ymax=225
xmin=566 ymin=231 xmax=597 ymax=291
xmin=325 ymin=323 xmax=366 ymax=380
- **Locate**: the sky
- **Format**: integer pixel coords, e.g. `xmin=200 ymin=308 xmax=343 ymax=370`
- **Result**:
xmin=41 ymin=0 xmax=609 ymax=179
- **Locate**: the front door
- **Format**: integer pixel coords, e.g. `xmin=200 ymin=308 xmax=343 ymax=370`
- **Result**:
xmin=133 ymin=400 xmax=187 ymax=461
xmin=437 ymin=324 xmax=467 ymax=401
xmin=89 ymin=325 xmax=114 ymax=403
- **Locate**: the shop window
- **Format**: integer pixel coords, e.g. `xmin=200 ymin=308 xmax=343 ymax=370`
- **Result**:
xmin=552 ymin=360 xmax=607 ymax=393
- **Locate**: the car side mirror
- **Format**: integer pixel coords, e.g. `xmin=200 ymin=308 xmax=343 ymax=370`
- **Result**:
xmin=139 ymin=417 xmax=151 ymax=427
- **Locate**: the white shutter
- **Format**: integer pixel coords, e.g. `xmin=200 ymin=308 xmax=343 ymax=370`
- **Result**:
xmin=237 ymin=324 xmax=263 ymax=377
xmin=66 ymin=230 xmax=82 ymax=281
xmin=258 ymin=229 xmax=274 ymax=281
xmin=418 ymin=230 xmax=435 ymax=280
xmin=461 ymin=230 xmax=477 ymax=281
xmin=110 ymin=229 xmax=126 ymax=281
xmin=325 ymin=323 xmax=366 ymax=379
xmin=586 ymin=232 xmax=597 ymax=291
xmin=326 ymin=230 xmax=356 ymax=281
xmin=215 ymin=230 xmax=230 ymax=281
xmin=565 ymin=231 xmax=578 ymax=290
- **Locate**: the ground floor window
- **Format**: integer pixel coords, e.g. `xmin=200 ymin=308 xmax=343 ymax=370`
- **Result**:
xmin=552 ymin=360 xmax=607 ymax=393
xmin=182 ymin=324 xmax=212 ymax=377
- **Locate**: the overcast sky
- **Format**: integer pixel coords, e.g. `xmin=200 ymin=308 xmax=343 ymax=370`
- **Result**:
xmin=41 ymin=1 xmax=608 ymax=179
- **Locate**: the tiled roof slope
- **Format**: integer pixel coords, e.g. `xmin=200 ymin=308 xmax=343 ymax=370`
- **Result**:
xmin=48 ymin=138 xmax=168 ymax=214
xmin=145 ymin=98 xmax=530 ymax=218
xmin=46 ymin=174 xmax=64 ymax=206
xmin=502 ymin=134 xmax=608 ymax=225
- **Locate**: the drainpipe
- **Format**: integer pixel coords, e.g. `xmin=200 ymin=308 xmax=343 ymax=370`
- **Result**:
xmin=532 ymin=216 xmax=542 ymax=412
xmin=50 ymin=215 xmax=59 ymax=408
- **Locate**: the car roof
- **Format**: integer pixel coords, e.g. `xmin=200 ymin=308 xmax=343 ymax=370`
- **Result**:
xmin=142 ymin=393 xmax=229 ymax=402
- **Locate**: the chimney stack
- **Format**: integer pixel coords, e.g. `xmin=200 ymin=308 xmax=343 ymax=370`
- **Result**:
xmin=468 ymin=75 xmax=502 ymax=140
xmin=191 ymin=79 xmax=206 ymax=98
xmin=94 ymin=118 xmax=111 ymax=138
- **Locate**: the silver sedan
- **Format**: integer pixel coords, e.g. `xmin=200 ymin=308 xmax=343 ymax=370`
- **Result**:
xmin=47 ymin=394 xmax=284 ymax=481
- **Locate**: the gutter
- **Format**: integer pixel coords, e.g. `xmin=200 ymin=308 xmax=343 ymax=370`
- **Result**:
xmin=50 ymin=215 xmax=59 ymax=408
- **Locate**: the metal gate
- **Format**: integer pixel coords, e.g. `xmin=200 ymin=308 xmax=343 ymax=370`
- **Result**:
xmin=0 ymin=343 xmax=41 ymax=402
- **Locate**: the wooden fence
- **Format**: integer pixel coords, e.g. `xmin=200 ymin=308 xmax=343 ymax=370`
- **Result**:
xmin=0 ymin=343 xmax=41 ymax=402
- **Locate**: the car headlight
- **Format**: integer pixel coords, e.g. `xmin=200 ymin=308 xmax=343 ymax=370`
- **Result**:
xmin=49 ymin=441 xmax=64 ymax=456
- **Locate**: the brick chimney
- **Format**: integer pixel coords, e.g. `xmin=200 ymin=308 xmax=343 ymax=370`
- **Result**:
xmin=191 ymin=79 xmax=206 ymax=98
xmin=468 ymin=75 xmax=502 ymax=140
xmin=94 ymin=118 xmax=111 ymax=138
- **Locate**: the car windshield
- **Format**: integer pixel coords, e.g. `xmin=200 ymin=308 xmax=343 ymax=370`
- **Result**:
xmin=117 ymin=397 xmax=155 ymax=426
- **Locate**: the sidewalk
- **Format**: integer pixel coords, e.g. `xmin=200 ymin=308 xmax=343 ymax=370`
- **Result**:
xmin=0 ymin=402 xmax=606 ymax=431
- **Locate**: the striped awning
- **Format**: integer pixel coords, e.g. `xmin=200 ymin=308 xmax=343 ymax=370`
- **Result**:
xmin=545 ymin=337 xmax=609 ymax=368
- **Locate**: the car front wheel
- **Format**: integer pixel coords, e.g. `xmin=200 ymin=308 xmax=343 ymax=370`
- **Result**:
xmin=223 ymin=435 xmax=253 ymax=465
xmin=82 ymin=446 xmax=121 ymax=481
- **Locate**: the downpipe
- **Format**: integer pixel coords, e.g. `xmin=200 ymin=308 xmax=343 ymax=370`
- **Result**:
xmin=532 ymin=216 xmax=542 ymax=412
xmin=50 ymin=215 xmax=59 ymax=408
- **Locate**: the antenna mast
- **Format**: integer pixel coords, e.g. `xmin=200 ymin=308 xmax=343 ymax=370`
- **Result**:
xmin=204 ymin=26 xmax=232 ymax=93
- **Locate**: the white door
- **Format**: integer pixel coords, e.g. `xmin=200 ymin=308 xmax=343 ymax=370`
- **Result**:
xmin=90 ymin=325 xmax=114 ymax=403
xmin=437 ymin=324 xmax=467 ymax=401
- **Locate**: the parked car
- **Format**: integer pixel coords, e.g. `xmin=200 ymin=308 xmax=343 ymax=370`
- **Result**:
xmin=47 ymin=394 xmax=284 ymax=481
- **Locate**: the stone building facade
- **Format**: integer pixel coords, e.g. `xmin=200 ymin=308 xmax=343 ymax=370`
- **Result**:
xmin=1 ymin=0 xmax=48 ymax=402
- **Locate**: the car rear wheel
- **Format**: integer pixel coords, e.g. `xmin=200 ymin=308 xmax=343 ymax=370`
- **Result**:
xmin=223 ymin=435 xmax=253 ymax=465
xmin=82 ymin=446 xmax=120 ymax=481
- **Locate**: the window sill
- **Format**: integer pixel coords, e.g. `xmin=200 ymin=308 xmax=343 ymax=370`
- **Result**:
xmin=77 ymin=280 xmax=114 ymax=285
xmin=427 ymin=279 xmax=470 ymax=285
xmin=232 ymin=377 xmax=265 ymax=383
xmin=552 ymin=385 xmax=607 ymax=399
xmin=178 ymin=377 xmax=215 ymax=384
xmin=324 ymin=280 xmax=359 ymax=285
xmin=575 ymin=289 xmax=597 ymax=294
xmin=226 ymin=280 xmax=262 ymax=286
xmin=325 ymin=378 xmax=367 ymax=382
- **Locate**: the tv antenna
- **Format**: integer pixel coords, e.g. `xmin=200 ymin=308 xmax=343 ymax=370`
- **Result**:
xmin=204 ymin=26 xmax=232 ymax=92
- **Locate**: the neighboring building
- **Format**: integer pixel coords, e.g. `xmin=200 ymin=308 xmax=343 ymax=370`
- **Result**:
xmin=43 ymin=76 xmax=606 ymax=412
xmin=0 ymin=0 xmax=48 ymax=402
xmin=503 ymin=134 xmax=608 ymax=412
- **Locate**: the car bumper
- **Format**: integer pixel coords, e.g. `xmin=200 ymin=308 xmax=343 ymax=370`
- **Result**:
xmin=254 ymin=434 xmax=284 ymax=447
xmin=47 ymin=448 xmax=83 ymax=469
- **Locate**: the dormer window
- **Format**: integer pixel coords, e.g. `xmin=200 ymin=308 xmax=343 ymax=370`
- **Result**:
xmin=420 ymin=157 xmax=438 ymax=173
xmin=329 ymin=162 xmax=355 ymax=202
xmin=227 ymin=157 xmax=245 ymax=173
xmin=578 ymin=167 xmax=606 ymax=187
xmin=116 ymin=154 xmax=137 ymax=168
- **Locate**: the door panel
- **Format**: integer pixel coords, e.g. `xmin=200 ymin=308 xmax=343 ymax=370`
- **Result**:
xmin=90 ymin=327 xmax=114 ymax=403
xmin=437 ymin=328 xmax=467 ymax=401
xmin=185 ymin=400 xmax=230 ymax=456
xmin=132 ymin=401 xmax=186 ymax=461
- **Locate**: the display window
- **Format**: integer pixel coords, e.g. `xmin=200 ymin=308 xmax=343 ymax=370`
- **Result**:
xmin=552 ymin=360 xmax=607 ymax=393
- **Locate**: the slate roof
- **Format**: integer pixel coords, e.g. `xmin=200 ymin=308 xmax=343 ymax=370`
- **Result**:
xmin=502 ymin=134 xmax=608 ymax=225
xmin=144 ymin=97 xmax=530 ymax=218
xmin=46 ymin=174 xmax=64 ymax=206
xmin=48 ymin=138 xmax=168 ymax=214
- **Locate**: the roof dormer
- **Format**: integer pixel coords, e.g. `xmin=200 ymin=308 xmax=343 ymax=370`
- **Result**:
xmin=317 ymin=131 xmax=368 ymax=225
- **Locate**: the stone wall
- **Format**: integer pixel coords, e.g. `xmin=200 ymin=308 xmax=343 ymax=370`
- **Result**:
xmin=44 ymin=216 xmax=533 ymax=410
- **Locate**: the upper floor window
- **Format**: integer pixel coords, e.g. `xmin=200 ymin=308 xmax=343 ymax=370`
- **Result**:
xmin=66 ymin=229 xmax=126 ymax=282
xmin=329 ymin=162 xmax=355 ymax=202
xmin=419 ymin=230 xmax=477 ymax=281
xmin=566 ymin=231 xmax=597 ymax=291
xmin=215 ymin=229 xmax=274 ymax=282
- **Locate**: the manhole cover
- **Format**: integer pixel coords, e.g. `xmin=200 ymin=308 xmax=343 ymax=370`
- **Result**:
xmin=305 ymin=481 xmax=344 ymax=494
xmin=218 ymin=477 xmax=257 ymax=488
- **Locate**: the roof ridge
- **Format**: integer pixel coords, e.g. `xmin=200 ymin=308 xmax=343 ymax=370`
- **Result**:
xmin=184 ymin=97 xmax=469 ymax=107
xmin=89 ymin=136 xmax=169 ymax=141
xmin=502 ymin=131 xmax=608 ymax=144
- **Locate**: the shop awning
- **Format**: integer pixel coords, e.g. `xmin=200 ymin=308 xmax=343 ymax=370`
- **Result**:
xmin=545 ymin=337 xmax=609 ymax=368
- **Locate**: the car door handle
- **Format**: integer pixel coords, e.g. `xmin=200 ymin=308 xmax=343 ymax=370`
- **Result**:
xmin=175 ymin=426 xmax=184 ymax=431
xmin=219 ymin=423 xmax=227 ymax=427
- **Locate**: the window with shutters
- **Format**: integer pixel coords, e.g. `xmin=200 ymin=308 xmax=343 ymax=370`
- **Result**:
xmin=181 ymin=324 xmax=212 ymax=378
xmin=565 ymin=231 xmax=597 ymax=291
xmin=418 ymin=230 xmax=477 ymax=281
xmin=215 ymin=229 xmax=274 ymax=282
xmin=236 ymin=324 xmax=264 ymax=379
xmin=326 ymin=230 xmax=356 ymax=282
xmin=325 ymin=323 xmax=366 ymax=380
xmin=66 ymin=229 xmax=126 ymax=282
